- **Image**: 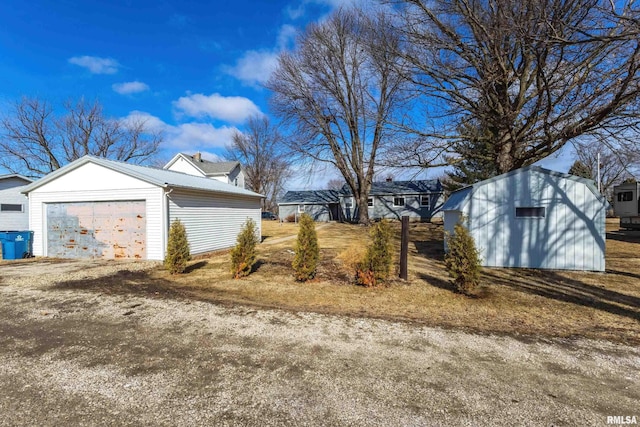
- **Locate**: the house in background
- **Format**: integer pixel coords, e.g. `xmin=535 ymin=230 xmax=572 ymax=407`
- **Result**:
xmin=22 ymin=156 xmax=262 ymax=260
xmin=0 ymin=174 xmax=33 ymax=231
xmin=164 ymin=153 xmax=245 ymax=188
xmin=441 ymin=166 xmax=607 ymax=271
xmin=278 ymin=179 xmax=444 ymax=222
xmin=278 ymin=190 xmax=342 ymax=222
xmin=340 ymin=180 xmax=444 ymax=222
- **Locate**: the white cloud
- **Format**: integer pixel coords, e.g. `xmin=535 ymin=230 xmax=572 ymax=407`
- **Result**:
xmin=68 ymin=56 xmax=120 ymax=74
xmin=121 ymin=111 xmax=239 ymax=150
xmin=224 ymin=25 xmax=298 ymax=87
xmin=112 ymin=81 xmax=150 ymax=95
xmin=173 ymin=93 xmax=262 ymax=123
xmin=224 ymin=50 xmax=280 ymax=87
xmin=285 ymin=0 xmax=361 ymax=20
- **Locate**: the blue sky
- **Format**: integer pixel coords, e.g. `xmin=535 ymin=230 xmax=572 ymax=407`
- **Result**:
xmin=0 ymin=0 xmax=573 ymax=185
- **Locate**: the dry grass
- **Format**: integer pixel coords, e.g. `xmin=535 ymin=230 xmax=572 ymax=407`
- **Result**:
xmin=135 ymin=219 xmax=640 ymax=344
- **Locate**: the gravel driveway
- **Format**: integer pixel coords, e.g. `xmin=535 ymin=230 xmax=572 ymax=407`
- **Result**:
xmin=0 ymin=260 xmax=638 ymax=426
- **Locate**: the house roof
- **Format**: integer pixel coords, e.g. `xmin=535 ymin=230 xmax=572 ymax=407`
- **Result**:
xmin=21 ymin=156 xmax=263 ymax=198
xmin=340 ymin=179 xmax=442 ymax=196
xmin=278 ymin=190 xmax=340 ymax=205
xmin=164 ymin=153 xmax=240 ymax=176
xmin=441 ymin=165 xmax=607 ymax=212
xmin=0 ymin=174 xmax=33 ymax=184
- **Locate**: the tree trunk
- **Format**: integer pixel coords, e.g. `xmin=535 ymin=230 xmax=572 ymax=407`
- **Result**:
xmin=357 ymin=192 xmax=370 ymax=224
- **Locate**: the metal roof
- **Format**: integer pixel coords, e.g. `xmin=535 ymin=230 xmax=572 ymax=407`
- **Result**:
xmin=22 ymin=155 xmax=263 ymax=198
xmin=278 ymin=190 xmax=340 ymax=205
xmin=441 ymin=165 xmax=607 ymax=211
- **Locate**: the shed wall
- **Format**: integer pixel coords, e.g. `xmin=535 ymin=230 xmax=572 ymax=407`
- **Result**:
xmin=455 ymin=169 xmax=605 ymax=271
xmin=168 ymin=189 xmax=261 ymax=255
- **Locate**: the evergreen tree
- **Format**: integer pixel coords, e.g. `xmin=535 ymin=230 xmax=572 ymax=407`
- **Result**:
xmin=164 ymin=219 xmax=191 ymax=274
xmin=231 ymin=219 xmax=260 ymax=279
xmin=568 ymin=160 xmax=592 ymax=180
xmin=446 ymin=121 xmax=498 ymax=191
xmin=360 ymin=220 xmax=393 ymax=285
xmin=444 ymin=221 xmax=482 ymax=295
xmin=292 ymin=213 xmax=320 ymax=281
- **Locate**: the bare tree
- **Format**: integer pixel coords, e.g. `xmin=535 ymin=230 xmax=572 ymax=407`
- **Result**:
xmin=326 ymin=179 xmax=346 ymax=191
xmin=0 ymin=97 xmax=162 ymax=177
xmin=267 ymin=8 xmax=411 ymax=223
xmin=226 ymin=115 xmax=291 ymax=212
xmin=395 ymin=0 xmax=640 ymax=174
xmin=571 ymin=139 xmax=639 ymax=197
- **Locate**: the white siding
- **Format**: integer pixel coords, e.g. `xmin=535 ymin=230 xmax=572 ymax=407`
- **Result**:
xmin=166 ymin=157 xmax=206 ymax=177
xmin=168 ymin=189 xmax=261 ymax=255
xmin=28 ymin=163 xmax=165 ymax=260
xmin=445 ymin=168 xmax=605 ymax=271
xmin=0 ymin=187 xmax=29 ymax=230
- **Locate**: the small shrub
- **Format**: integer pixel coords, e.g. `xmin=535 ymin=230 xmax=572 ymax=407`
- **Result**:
xmin=359 ymin=220 xmax=394 ymax=286
xmin=231 ymin=218 xmax=260 ymax=279
xmin=292 ymin=213 xmax=320 ymax=281
xmin=285 ymin=213 xmax=296 ymax=223
xmin=164 ymin=219 xmax=191 ymax=274
xmin=444 ymin=221 xmax=482 ymax=295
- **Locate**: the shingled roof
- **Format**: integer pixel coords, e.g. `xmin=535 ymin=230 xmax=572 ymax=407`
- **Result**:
xmin=340 ymin=180 xmax=442 ymax=196
xmin=278 ymin=190 xmax=341 ymax=205
xmin=164 ymin=153 xmax=240 ymax=176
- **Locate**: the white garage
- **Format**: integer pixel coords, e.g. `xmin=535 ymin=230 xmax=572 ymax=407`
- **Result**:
xmin=22 ymin=156 xmax=263 ymax=260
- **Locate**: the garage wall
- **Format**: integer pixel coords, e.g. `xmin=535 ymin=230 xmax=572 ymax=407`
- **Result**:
xmin=168 ymin=189 xmax=261 ymax=255
xmin=28 ymin=163 xmax=165 ymax=260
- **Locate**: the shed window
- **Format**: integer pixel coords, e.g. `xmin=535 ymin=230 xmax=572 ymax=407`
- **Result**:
xmin=420 ymin=195 xmax=430 ymax=209
xmin=367 ymin=197 xmax=374 ymax=208
xmin=345 ymin=198 xmax=353 ymax=209
xmin=298 ymin=204 xmax=305 ymax=213
xmin=617 ymin=191 xmax=634 ymax=202
xmin=1 ymin=204 xmax=23 ymax=212
xmin=516 ymin=207 xmax=545 ymax=218
xmin=393 ymin=197 xmax=405 ymax=207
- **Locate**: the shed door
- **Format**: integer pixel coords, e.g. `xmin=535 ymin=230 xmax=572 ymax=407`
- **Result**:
xmin=46 ymin=201 xmax=146 ymax=259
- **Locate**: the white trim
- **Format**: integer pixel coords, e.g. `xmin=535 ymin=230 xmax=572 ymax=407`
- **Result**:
xmin=393 ymin=196 xmax=405 ymax=207
xmin=298 ymin=204 xmax=305 ymax=213
xmin=420 ymin=194 xmax=430 ymax=209
xmin=367 ymin=197 xmax=374 ymax=208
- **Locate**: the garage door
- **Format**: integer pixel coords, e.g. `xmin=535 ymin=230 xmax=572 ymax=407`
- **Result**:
xmin=47 ymin=201 xmax=146 ymax=259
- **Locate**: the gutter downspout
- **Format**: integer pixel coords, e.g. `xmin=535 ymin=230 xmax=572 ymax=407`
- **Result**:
xmin=162 ymin=186 xmax=174 ymax=260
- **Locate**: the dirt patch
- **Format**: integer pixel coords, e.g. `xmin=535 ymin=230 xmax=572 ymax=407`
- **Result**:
xmin=0 ymin=277 xmax=638 ymax=426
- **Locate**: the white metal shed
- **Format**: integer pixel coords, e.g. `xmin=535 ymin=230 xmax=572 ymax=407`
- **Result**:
xmin=441 ymin=166 xmax=607 ymax=271
xmin=22 ymin=156 xmax=263 ymax=260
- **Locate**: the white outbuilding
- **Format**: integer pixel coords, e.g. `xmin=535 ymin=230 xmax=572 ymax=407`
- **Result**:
xmin=441 ymin=166 xmax=607 ymax=271
xmin=22 ymin=156 xmax=262 ymax=260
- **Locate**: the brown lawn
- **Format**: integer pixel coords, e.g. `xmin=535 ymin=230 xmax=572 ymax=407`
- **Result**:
xmin=82 ymin=219 xmax=640 ymax=344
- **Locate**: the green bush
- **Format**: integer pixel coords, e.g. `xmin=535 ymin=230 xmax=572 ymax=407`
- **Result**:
xmin=164 ymin=219 xmax=191 ymax=274
xmin=359 ymin=220 xmax=393 ymax=286
xmin=444 ymin=221 xmax=482 ymax=295
xmin=292 ymin=213 xmax=320 ymax=281
xmin=231 ymin=218 xmax=260 ymax=279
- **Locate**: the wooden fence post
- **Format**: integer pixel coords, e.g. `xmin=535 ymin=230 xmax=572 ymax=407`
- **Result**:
xmin=400 ymin=216 xmax=409 ymax=280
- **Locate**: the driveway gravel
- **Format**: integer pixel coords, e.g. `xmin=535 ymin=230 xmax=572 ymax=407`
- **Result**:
xmin=0 ymin=260 xmax=638 ymax=426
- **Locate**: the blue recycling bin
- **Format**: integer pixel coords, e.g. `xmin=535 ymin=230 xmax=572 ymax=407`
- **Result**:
xmin=0 ymin=231 xmax=33 ymax=260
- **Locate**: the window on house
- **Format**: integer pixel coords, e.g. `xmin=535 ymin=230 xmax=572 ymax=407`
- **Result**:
xmin=367 ymin=197 xmax=374 ymax=208
xmin=393 ymin=197 xmax=405 ymax=207
xmin=617 ymin=191 xmax=634 ymax=202
xmin=0 ymin=204 xmax=23 ymax=212
xmin=420 ymin=195 xmax=430 ymax=209
xmin=516 ymin=207 xmax=545 ymax=218
xmin=345 ymin=198 xmax=353 ymax=209
xmin=234 ymin=178 xmax=238 ymax=186
xmin=298 ymin=204 xmax=305 ymax=213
